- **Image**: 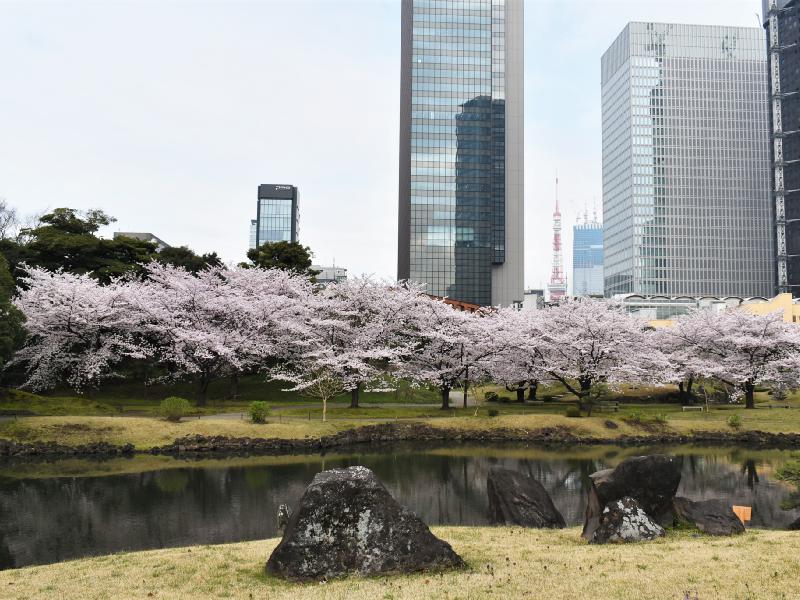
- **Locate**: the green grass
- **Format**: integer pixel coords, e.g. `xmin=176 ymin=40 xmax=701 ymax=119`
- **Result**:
xmin=1 ymin=527 xmax=798 ymax=599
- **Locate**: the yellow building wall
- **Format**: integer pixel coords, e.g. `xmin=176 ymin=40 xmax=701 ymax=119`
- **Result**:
xmin=741 ymin=293 xmax=800 ymax=324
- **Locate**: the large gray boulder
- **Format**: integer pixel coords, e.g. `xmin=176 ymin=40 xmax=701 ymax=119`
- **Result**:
xmin=487 ymin=467 xmax=565 ymax=528
xmin=590 ymin=497 xmax=666 ymax=544
xmin=582 ymin=454 xmax=682 ymax=540
xmin=672 ymin=497 xmax=745 ymax=536
xmin=265 ymin=466 xmax=464 ymax=580
xmin=789 ymin=516 xmax=800 ymax=531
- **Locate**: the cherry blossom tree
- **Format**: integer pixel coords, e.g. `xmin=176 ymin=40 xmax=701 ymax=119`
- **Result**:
xmin=398 ymin=296 xmax=499 ymax=410
xmin=11 ymin=267 xmax=139 ymax=391
xmin=663 ymin=309 xmax=800 ymax=409
xmin=269 ymin=278 xmax=425 ymax=419
xmin=484 ymin=307 xmax=546 ymax=402
xmin=128 ymin=263 xmax=311 ymax=406
xmin=536 ymin=298 xmax=662 ymax=414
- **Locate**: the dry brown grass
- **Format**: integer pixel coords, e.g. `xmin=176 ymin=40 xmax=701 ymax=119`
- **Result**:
xmin=1 ymin=527 xmax=798 ymax=599
xmin=0 ymin=416 xmax=352 ymax=449
xmin=4 ymin=404 xmax=800 ymax=451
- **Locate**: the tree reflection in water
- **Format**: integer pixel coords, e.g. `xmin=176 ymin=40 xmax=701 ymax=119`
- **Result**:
xmin=0 ymin=443 xmax=799 ymax=570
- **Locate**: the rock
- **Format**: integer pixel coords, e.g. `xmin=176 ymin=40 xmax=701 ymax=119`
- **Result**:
xmin=582 ymin=454 xmax=682 ymax=540
xmin=604 ymin=420 xmax=619 ymax=430
xmin=590 ymin=497 xmax=666 ymax=544
xmin=486 ymin=467 xmax=565 ymax=528
xmin=276 ymin=503 xmax=292 ymax=535
xmin=789 ymin=516 xmax=800 ymax=531
xmin=265 ymin=466 xmax=464 ymax=580
xmin=672 ymin=497 xmax=745 ymax=536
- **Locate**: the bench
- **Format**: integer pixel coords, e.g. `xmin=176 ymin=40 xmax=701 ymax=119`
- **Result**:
xmin=767 ymin=404 xmax=790 ymax=409
xmin=596 ymin=401 xmax=620 ymax=412
xmin=682 ymin=406 xmax=704 ymax=412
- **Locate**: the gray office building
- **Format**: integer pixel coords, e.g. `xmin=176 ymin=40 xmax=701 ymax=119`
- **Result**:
xmin=601 ymin=22 xmax=773 ymax=297
xmin=764 ymin=0 xmax=800 ymax=296
xmin=397 ymin=0 xmax=524 ymax=307
xmin=250 ymin=184 xmax=299 ymax=249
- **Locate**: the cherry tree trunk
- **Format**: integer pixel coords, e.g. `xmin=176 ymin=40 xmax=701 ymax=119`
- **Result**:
xmin=350 ymin=383 xmax=360 ymax=409
xmin=516 ymin=387 xmax=525 ymax=403
xmin=228 ymin=373 xmax=239 ymax=400
xmin=528 ymin=381 xmax=538 ymax=401
xmin=744 ymin=382 xmax=755 ymax=409
xmin=441 ymin=387 xmax=451 ymax=410
xmin=197 ymin=376 xmax=210 ymax=407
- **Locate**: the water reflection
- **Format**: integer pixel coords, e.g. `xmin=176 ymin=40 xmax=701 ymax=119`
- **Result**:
xmin=0 ymin=444 xmax=798 ymax=570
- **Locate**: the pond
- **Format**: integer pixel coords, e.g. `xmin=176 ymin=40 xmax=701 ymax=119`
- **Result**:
xmin=1 ymin=443 xmax=799 ymax=569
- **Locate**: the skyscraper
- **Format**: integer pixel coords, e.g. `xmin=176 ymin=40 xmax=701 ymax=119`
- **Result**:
xmin=573 ymin=211 xmax=604 ymax=297
xmin=397 ymin=0 xmax=524 ymax=307
xmin=251 ymin=184 xmax=299 ymax=249
xmin=601 ymin=22 xmax=773 ymax=297
xmin=764 ymin=0 xmax=800 ymax=296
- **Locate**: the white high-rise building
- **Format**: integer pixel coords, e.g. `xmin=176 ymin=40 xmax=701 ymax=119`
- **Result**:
xmin=601 ymin=23 xmax=773 ymax=297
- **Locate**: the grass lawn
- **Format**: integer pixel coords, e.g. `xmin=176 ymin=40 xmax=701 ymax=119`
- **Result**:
xmin=0 ymin=527 xmax=798 ymax=599
xmin=6 ymin=400 xmax=800 ymax=450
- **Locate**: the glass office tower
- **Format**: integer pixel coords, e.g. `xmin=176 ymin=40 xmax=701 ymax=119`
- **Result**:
xmin=573 ymin=217 xmax=604 ymax=296
xmin=252 ymin=184 xmax=299 ymax=248
xmin=765 ymin=0 xmax=800 ymax=296
xmin=397 ymin=0 xmax=524 ymax=306
xmin=601 ymin=23 xmax=773 ymax=297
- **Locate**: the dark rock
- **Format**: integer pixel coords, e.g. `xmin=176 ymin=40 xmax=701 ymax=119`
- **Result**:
xmin=789 ymin=516 xmax=800 ymax=531
xmin=604 ymin=420 xmax=619 ymax=430
xmin=487 ymin=467 xmax=565 ymax=528
xmin=672 ymin=497 xmax=745 ymax=536
xmin=582 ymin=454 xmax=682 ymax=540
xmin=590 ymin=496 xmax=665 ymax=544
xmin=276 ymin=503 xmax=292 ymax=535
xmin=266 ymin=466 xmax=464 ymax=580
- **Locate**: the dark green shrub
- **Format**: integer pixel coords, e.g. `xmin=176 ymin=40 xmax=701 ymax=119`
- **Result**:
xmin=565 ymin=406 xmax=581 ymax=418
xmin=487 ymin=408 xmax=500 ymax=417
xmin=160 ymin=396 xmax=192 ymax=422
xmin=248 ymin=401 xmax=270 ymax=424
xmin=484 ymin=391 xmax=499 ymax=403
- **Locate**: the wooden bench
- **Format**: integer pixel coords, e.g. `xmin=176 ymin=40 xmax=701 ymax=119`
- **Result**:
xmin=596 ymin=401 xmax=620 ymax=412
xmin=767 ymin=404 xmax=790 ymax=409
xmin=682 ymin=406 xmax=704 ymax=412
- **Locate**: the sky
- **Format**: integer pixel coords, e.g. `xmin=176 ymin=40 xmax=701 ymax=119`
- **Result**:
xmin=0 ymin=0 xmax=763 ymax=291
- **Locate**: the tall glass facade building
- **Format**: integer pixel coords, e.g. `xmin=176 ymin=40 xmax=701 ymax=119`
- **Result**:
xmin=573 ymin=218 xmax=604 ymax=296
xmin=764 ymin=0 xmax=800 ymax=296
xmin=250 ymin=184 xmax=299 ymax=249
xmin=397 ymin=0 xmax=524 ymax=307
xmin=601 ymin=23 xmax=773 ymax=297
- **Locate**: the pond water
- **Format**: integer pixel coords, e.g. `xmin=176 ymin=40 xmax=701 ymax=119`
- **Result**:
xmin=1 ymin=443 xmax=799 ymax=570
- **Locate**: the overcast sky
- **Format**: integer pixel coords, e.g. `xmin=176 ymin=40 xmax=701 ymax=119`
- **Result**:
xmin=0 ymin=0 xmax=763 ymax=291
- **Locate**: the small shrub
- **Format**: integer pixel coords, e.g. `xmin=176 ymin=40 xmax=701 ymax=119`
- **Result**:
xmin=484 ymin=391 xmax=499 ymax=403
xmin=727 ymin=414 xmax=742 ymax=430
xmin=652 ymin=413 xmax=668 ymax=425
xmin=160 ymin=396 xmax=192 ymax=422
xmin=248 ymin=401 xmax=270 ymax=424
xmin=604 ymin=419 xmax=619 ymax=430
xmin=487 ymin=408 xmax=500 ymax=417
xmin=565 ymin=406 xmax=581 ymax=418
xmin=625 ymin=411 xmax=644 ymax=425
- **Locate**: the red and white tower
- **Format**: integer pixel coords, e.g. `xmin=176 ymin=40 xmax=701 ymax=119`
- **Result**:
xmin=548 ymin=178 xmax=567 ymax=301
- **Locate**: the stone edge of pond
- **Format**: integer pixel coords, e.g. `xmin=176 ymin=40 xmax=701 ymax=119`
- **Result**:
xmin=3 ymin=423 xmax=800 ymax=459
